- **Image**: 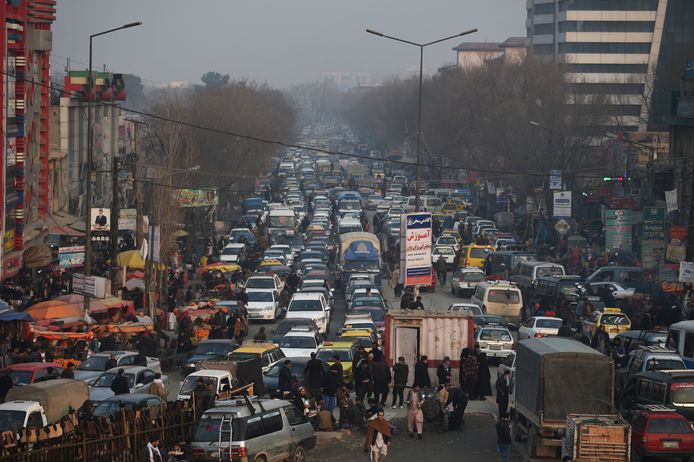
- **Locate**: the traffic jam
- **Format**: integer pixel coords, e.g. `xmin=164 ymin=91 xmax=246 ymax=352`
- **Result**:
xmin=3 ymin=126 xmax=694 ymax=462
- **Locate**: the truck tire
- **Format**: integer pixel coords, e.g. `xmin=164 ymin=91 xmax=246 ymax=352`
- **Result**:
xmin=290 ymin=445 xmax=306 ymax=462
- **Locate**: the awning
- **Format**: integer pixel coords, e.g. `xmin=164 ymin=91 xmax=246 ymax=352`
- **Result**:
xmin=23 ymin=244 xmax=53 ymax=269
xmin=0 ymin=306 xmax=32 ymax=322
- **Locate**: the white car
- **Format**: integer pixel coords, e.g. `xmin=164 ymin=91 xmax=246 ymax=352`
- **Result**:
xmin=448 ymin=303 xmax=483 ymax=316
xmin=518 ymin=316 xmax=563 ymax=339
xmin=277 ymin=328 xmax=324 ymax=357
xmin=451 ymin=267 xmax=485 ymax=297
xmin=220 ymin=243 xmax=246 ymax=264
xmin=269 ymin=244 xmax=294 ymax=267
xmin=376 ymin=201 xmax=393 ymax=215
xmin=436 ymin=235 xmax=460 ymax=252
xmin=432 ymin=246 xmax=456 ymax=268
xmin=245 ymin=275 xmax=284 ymax=293
xmin=88 ymin=366 xmax=167 ymax=401
xmin=588 ymin=281 xmax=636 ymax=300
xmin=475 ymin=327 xmax=514 ymax=359
xmin=286 ymin=292 xmax=331 ymax=334
xmin=246 ymin=289 xmax=283 ymax=320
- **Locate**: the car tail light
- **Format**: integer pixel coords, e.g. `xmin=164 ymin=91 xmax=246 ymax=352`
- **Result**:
xmin=231 ymin=447 xmax=248 ymax=458
xmin=534 ymin=333 xmax=546 ymax=338
xmin=465 ymin=260 xmax=470 ymax=266
xmin=190 ymin=448 xmax=205 ymax=459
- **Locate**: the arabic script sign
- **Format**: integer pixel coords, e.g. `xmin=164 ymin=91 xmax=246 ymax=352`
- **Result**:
xmin=401 ymin=212 xmax=433 ymax=286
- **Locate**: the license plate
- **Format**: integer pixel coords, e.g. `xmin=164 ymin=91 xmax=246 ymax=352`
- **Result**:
xmin=663 ymin=441 xmax=679 ymax=449
xmin=490 ymin=345 xmax=501 ymax=350
xmin=211 ymin=452 xmax=220 ymax=458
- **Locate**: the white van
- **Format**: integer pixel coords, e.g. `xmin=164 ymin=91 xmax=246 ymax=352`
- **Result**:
xmin=286 ymin=292 xmax=331 ymax=334
xmin=666 ymin=321 xmax=694 ymax=369
xmin=471 ymin=281 xmax=523 ymax=322
xmin=403 ymin=195 xmax=444 ymax=213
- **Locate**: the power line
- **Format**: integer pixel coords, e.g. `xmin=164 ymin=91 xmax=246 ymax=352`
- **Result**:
xmin=6 ymin=70 xmax=625 ymax=181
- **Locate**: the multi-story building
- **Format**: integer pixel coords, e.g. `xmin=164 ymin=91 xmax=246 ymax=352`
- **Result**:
xmin=453 ymin=37 xmax=526 ymax=69
xmin=0 ymin=0 xmax=55 ymax=280
xmin=526 ymin=0 xmax=694 ymax=133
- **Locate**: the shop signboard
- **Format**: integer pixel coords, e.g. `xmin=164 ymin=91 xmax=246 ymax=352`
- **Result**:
xmin=641 ymin=240 xmax=665 ymax=270
xmin=59 ymin=246 xmax=85 ymax=269
xmin=72 ymin=273 xmax=107 ymax=298
xmin=171 ymin=189 xmax=218 ymax=207
xmin=118 ymin=209 xmax=137 ymax=231
xmin=604 ymin=209 xmax=635 ymax=252
xmin=679 ymin=261 xmax=694 ymax=283
xmin=549 ymin=170 xmax=562 ymax=190
xmin=666 ymin=226 xmax=688 ymax=263
xmin=553 ymin=191 xmax=571 ymax=218
xmin=643 ymin=207 xmax=666 ymax=241
xmin=400 ymin=213 xmax=433 ymax=286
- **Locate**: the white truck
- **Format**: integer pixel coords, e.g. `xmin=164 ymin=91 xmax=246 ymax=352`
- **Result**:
xmin=0 ymin=379 xmax=89 ymax=433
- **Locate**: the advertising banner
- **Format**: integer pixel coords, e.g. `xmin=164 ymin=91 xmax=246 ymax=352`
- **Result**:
xmin=641 ymin=240 xmax=665 ymax=270
xmin=679 ymin=261 xmax=694 ymax=283
xmin=171 ymin=189 xmax=218 ymax=207
xmin=665 ymin=189 xmax=678 ymax=213
xmin=59 ymin=246 xmax=85 ymax=269
xmin=604 ymin=209 xmax=635 ymax=252
xmin=401 ymin=213 xmax=433 ymax=286
xmin=90 ymin=208 xmax=111 ymax=231
xmin=666 ymin=226 xmax=688 ymax=263
xmin=118 ymin=209 xmax=137 ymax=231
xmin=549 ymin=170 xmax=562 ymax=190
xmin=643 ymin=207 xmax=666 ymax=241
xmin=72 ymin=273 xmax=107 ymax=298
xmin=553 ymin=191 xmax=571 ymax=218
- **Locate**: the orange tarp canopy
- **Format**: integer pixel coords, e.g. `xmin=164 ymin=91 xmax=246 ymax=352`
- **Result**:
xmin=26 ymin=300 xmax=84 ymax=321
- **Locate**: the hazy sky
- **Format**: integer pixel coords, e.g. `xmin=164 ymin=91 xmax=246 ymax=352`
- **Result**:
xmin=53 ymin=0 xmax=525 ymax=89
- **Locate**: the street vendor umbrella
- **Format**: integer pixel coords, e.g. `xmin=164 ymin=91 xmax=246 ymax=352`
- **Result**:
xmin=117 ymin=250 xmax=145 ymax=269
xmin=202 ymin=263 xmax=240 ymax=273
xmin=53 ymin=294 xmax=84 ymax=304
xmin=54 ymin=294 xmax=107 ymax=313
xmin=126 ymin=270 xmax=145 ymax=280
xmin=0 ymin=305 xmax=32 ymax=322
xmin=25 ymin=300 xmax=84 ymax=321
xmin=172 ymin=229 xmax=189 ymax=238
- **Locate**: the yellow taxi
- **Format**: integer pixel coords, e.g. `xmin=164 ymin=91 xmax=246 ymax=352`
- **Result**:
xmin=316 ymin=340 xmax=360 ymax=384
xmin=258 ymin=259 xmax=283 ymax=267
xmin=459 ymin=245 xmax=495 ymax=268
xmin=226 ymin=342 xmax=285 ymax=372
xmin=339 ymin=328 xmax=379 ymax=352
xmin=581 ymin=307 xmax=631 ymax=339
xmin=442 ymin=199 xmax=465 ymax=215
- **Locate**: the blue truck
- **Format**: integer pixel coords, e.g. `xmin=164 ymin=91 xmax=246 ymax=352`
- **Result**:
xmin=338 ymin=232 xmax=382 ymax=289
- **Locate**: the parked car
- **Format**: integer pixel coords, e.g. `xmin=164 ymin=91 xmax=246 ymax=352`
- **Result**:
xmin=73 ymin=351 xmax=161 ymax=382
xmin=476 ymin=326 xmax=514 ymax=359
xmin=92 ymin=393 xmax=164 ymax=418
xmin=7 ymin=363 xmax=65 ymax=385
xmin=88 ymin=366 xmax=167 ymax=401
xmin=626 ymin=408 xmax=694 ymax=460
xmin=191 ymin=397 xmax=316 ymax=462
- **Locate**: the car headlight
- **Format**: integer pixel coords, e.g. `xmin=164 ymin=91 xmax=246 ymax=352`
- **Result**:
xmin=265 ymin=306 xmax=274 ymax=311
xmin=186 ymin=363 xmax=195 ymax=368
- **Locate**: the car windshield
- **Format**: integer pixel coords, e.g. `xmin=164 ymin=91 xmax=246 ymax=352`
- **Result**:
xmin=180 ymin=376 xmax=218 ymax=395
xmin=194 ymin=414 xmax=244 ymax=442
xmin=488 ymin=290 xmax=520 ymax=304
xmin=480 ymin=329 xmax=512 ymax=342
xmin=9 ymin=370 xmax=34 ymax=386
xmin=194 ymin=343 xmax=234 ymax=356
xmin=352 ymin=298 xmax=382 ymax=308
xmin=0 ymin=410 xmax=26 ymax=432
xmin=246 ymin=278 xmax=274 ymax=289
xmin=672 ymin=385 xmax=694 ymax=405
xmin=601 ymin=314 xmax=629 ymax=325
xmin=77 ymin=356 xmax=108 ymax=371
xmin=247 ymin=292 xmax=274 ymax=302
xmin=644 ymin=359 xmax=684 ymax=371
xmin=93 ymin=372 xmax=135 ymax=388
xmin=280 ymin=337 xmax=316 ymax=349
xmin=222 ymin=248 xmax=241 ymax=256
xmin=276 ymin=320 xmax=312 ymax=335
xmin=317 ymin=349 xmax=352 ymax=362
xmin=536 ymin=319 xmax=563 ymax=329
xmin=288 ymin=300 xmax=322 ymax=312
xmin=470 ymin=248 xmax=492 ymax=258
xmin=269 ymin=215 xmax=295 ymax=228
xmin=344 ymin=261 xmax=380 ymax=272
xmin=536 ymin=266 xmax=563 ymax=277
xmin=647 ymin=418 xmax=693 ymax=433
xmin=355 ymin=310 xmax=384 ymax=321
xmin=462 ymin=272 xmax=485 ymax=282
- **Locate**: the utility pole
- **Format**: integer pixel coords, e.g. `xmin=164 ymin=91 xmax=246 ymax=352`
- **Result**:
xmin=110 ymin=156 xmax=120 ymax=290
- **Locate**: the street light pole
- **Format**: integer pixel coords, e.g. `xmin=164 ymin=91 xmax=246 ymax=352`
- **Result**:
xmin=367 ymin=28 xmax=477 ymax=212
xmin=606 ymin=132 xmax=656 ymax=205
xmin=529 ymin=120 xmax=566 ymax=166
xmin=84 ymin=21 xmax=141 ymax=313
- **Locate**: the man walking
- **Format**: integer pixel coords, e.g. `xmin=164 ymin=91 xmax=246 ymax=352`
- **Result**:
xmin=406 ymin=384 xmax=424 ymax=440
xmin=371 ymin=359 xmax=391 ymax=407
xmin=110 ymin=368 xmax=130 ymax=396
xmin=304 ymin=352 xmax=325 ymax=399
xmin=364 ymin=410 xmax=391 ymax=462
xmin=436 ymin=255 xmax=448 ymax=285
xmin=391 ymin=356 xmax=408 ymax=409
xmin=354 ymin=360 xmax=372 ymax=402
xmin=413 ymin=355 xmax=431 ymax=388
xmin=436 ymin=356 xmax=452 ymax=386
xmin=495 ymin=370 xmax=511 ymax=418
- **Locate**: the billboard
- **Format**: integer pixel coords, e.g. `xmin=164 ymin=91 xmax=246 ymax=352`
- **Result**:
xmin=553 ymin=191 xmax=571 ymax=218
xmin=172 ymin=189 xmax=218 ymax=207
xmin=118 ymin=208 xmax=137 ymax=231
xmin=643 ymin=207 xmax=666 ymax=241
xmin=90 ymin=207 xmax=111 ymax=231
xmin=401 ymin=213 xmax=433 ymax=286
xmin=59 ymin=246 xmax=85 ymax=269
xmin=72 ymin=273 xmax=107 ymax=299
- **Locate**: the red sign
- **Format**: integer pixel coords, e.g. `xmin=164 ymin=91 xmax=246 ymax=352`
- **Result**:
xmin=609 ymin=196 xmax=635 ymax=209
xmin=2 ymin=253 xmax=23 ymax=280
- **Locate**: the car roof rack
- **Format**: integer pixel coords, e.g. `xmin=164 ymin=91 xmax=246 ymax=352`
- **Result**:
xmin=636 ymin=345 xmax=677 ymax=354
xmin=636 ymin=404 xmax=675 ymax=413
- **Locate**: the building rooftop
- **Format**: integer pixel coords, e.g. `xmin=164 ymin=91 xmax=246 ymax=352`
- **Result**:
xmin=453 ymin=42 xmax=501 ymax=52
xmin=500 ymin=37 xmax=526 ymax=48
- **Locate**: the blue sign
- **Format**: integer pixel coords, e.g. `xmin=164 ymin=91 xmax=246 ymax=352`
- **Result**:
xmin=686 ymin=59 xmax=694 ymax=79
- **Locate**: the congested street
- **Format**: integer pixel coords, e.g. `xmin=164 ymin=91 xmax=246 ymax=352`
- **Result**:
xmin=1 ymin=1 xmax=694 ymax=462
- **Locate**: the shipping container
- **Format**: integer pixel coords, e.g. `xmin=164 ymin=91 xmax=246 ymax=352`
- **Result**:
xmin=384 ymin=309 xmax=475 ymax=386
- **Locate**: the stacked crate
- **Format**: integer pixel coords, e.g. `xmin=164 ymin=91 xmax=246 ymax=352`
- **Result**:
xmin=563 ymin=414 xmax=631 ymax=462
